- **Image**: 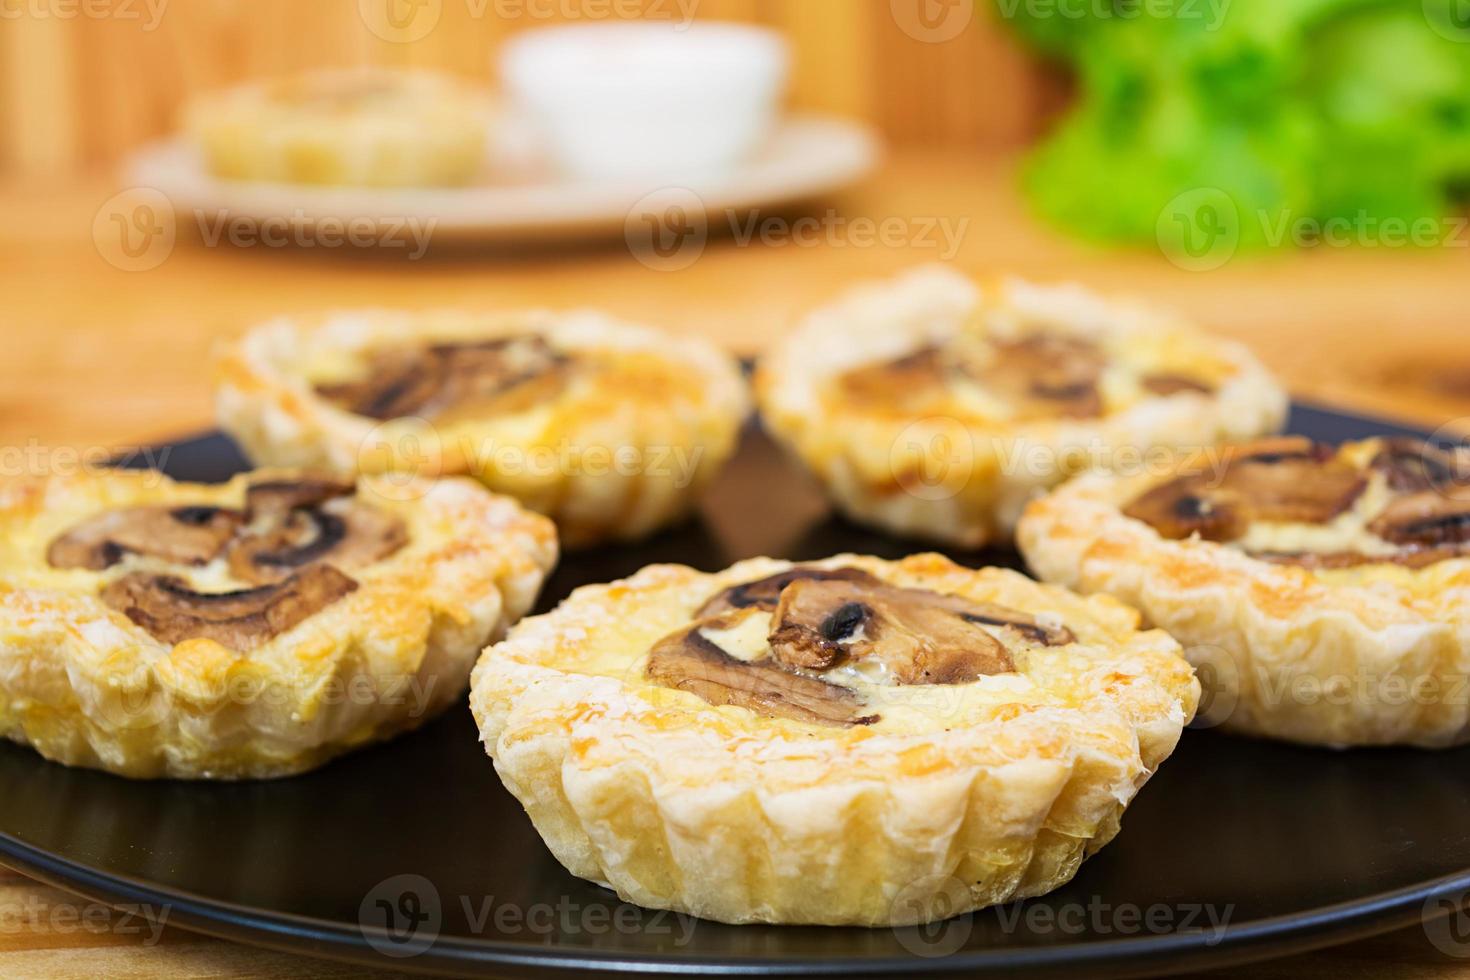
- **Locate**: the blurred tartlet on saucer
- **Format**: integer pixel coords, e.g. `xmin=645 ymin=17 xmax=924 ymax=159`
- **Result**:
xmin=499 ymin=22 xmax=789 ymax=182
xmin=185 ymin=69 xmax=495 ymax=188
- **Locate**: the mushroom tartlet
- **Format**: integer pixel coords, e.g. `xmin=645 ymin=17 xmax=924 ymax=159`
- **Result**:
xmin=756 ymin=266 xmax=1286 ymax=547
xmin=470 ymin=553 xmax=1197 ymax=925
xmin=1018 ymin=436 xmax=1470 ymax=748
xmin=214 ymin=309 xmax=750 ymax=547
xmin=185 ymin=69 xmax=494 ymax=187
xmin=0 ymin=469 xmax=555 ymax=778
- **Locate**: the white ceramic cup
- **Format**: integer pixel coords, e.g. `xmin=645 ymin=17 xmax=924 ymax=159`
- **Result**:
xmin=499 ymin=21 xmax=790 ymax=182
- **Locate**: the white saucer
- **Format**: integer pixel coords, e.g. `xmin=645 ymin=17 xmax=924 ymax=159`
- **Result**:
xmin=124 ymin=116 xmax=881 ymax=245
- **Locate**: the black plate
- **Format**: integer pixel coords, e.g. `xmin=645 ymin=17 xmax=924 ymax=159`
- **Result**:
xmin=4 ymin=404 xmax=1468 ymax=979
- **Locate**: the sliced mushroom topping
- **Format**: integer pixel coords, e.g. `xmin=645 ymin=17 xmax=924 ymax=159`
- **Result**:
xmin=101 ymin=565 xmax=358 ymax=649
xmin=1142 ymin=373 xmax=1214 ymax=396
xmin=244 ymin=478 xmax=354 ymax=521
xmin=228 ymin=479 xmax=407 ymax=586
xmin=1250 ymin=548 xmax=1466 ymax=570
xmin=837 ymin=348 xmax=952 ymax=411
xmin=1368 ymin=491 xmax=1470 ymax=548
xmin=48 ymin=505 xmax=243 ymax=571
xmin=645 ymin=614 xmax=878 ymax=728
xmin=1124 ymin=438 xmax=1365 ymax=541
xmin=316 ymin=335 xmax=570 ymax=422
xmin=1370 ymin=438 xmax=1470 ymax=494
xmin=956 ymin=601 xmax=1076 ymax=646
xmin=768 ymin=578 xmax=1017 ymax=684
xmin=964 ymin=334 xmax=1105 ymax=419
xmin=696 ymin=566 xmax=882 ymax=618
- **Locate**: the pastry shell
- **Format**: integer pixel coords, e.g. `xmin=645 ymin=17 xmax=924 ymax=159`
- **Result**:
xmin=185 ymin=69 xmax=493 ymax=188
xmin=1017 ymin=440 xmax=1470 ymax=748
xmin=470 ymin=553 xmax=1198 ymax=925
xmin=756 ymin=266 xmax=1287 ymax=547
xmin=0 ymin=468 xmax=555 ymax=779
xmin=213 ymin=308 xmax=750 ymax=547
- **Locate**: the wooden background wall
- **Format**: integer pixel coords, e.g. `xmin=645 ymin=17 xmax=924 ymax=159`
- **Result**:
xmin=0 ymin=0 xmax=1064 ymax=177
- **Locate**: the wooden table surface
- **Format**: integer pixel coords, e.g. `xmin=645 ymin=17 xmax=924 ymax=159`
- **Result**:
xmin=2 ymin=150 xmax=1470 ymax=978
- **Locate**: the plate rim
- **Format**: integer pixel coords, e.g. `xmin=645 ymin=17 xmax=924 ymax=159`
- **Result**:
xmin=4 ymin=822 xmax=1468 ymax=979
xmin=122 ymin=114 xmax=883 ymax=241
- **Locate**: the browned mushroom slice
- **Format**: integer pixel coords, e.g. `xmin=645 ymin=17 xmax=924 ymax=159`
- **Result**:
xmin=965 ymin=334 xmax=1105 ymax=419
xmin=229 ymin=479 xmax=407 ymax=586
xmin=1217 ymin=451 xmax=1366 ymax=525
xmin=645 ymin=618 xmax=877 ymax=728
xmin=768 ymin=578 xmax=1016 ymax=685
xmin=315 ymin=335 xmax=569 ymax=422
xmin=101 ymin=565 xmax=358 ymax=649
xmin=957 ymin=601 xmax=1076 ymax=646
xmin=47 ymin=505 xmax=243 ymax=571
xmin=1142 ymin=373 xmax=1214 ymax=396
xmin=244 ymin=478 xmax=355 ymax=521
xmin=1123 ymin=439 xmax=1364 ymax=541
xmin=835 ymin=347 xmax=955 ymax=413
xmin=1370 ymin=438 xmax=1470 ymax=494
xmin=1122 ymin=475 xmax=1247 ymax=542
xmin=228 ymin=499 xmax=407 ymax=586
xmin=1368 ymin=491 xmax=1470 ymax=548
xmin=695 ymin=566 xmax=883 ymax=618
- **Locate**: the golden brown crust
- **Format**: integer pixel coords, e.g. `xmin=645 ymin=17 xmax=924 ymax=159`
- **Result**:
xmin=756 ymin=267 xmax=1288 ymax=547
xmin=185 ymin=69 xmax=495 ymax=187
xmin=1018 ymin=437 xmax=1470 ymax=747
xmin=0 ymin=468 xmax=556 ymax=778
xmin=213 ymin=308 xmax=750 ymax=547
xmin=470 ymin=553 xmax=1197 ymax=925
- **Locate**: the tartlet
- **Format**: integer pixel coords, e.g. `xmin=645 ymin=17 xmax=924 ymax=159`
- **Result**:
xmin=756 ymin=266 xmax=1287 ymax=547
xmin=0 ymin=468 xmax=555 ymax=778
xmin=470 ymin=553 xmax=1198 ymax=925
xmin=214 ymin=309 xmax=750 ymax=547
xmin=1019 ymin=436 xmax=1470 ymax=748
xmin=185 ymin=69 xmax=493 ymax=187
